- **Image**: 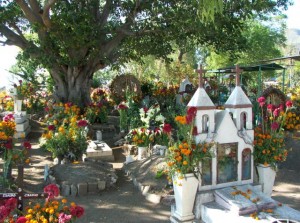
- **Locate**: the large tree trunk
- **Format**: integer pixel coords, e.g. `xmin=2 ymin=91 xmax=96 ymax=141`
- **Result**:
xmin=50 ymin=66 xmax=94 ymax=107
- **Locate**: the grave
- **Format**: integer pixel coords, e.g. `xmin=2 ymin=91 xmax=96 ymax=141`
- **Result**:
xmin=86 ymin=140 xmax=114 ymax=161
xmin=170 ymin=65 xmax=300 ymax=223
xmin=14 ymin=111 xmax=31 ymax=139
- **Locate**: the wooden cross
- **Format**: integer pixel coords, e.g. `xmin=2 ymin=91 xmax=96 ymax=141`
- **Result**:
xmin=195 ymin=64 xmax=207 ymax=88
xmin=0 ymin=165 xmax=47 ymax=211
xmin=231 ymin=64 xmax=243 ymax=86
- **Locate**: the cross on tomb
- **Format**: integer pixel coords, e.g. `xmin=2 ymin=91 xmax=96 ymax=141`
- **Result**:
xmin=231 ymin=64 xmax=243 ymax=86
xmin=195 ymin=64 xmax=207 ymax=88
xmin=0 ymin=165 xmax=47 ymax=211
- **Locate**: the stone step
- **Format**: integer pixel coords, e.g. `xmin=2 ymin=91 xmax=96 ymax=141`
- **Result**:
xmin=16 ymin=119 xmax=29 ymax=131
xmin=201 ymin=201 xmax=271 ymax=223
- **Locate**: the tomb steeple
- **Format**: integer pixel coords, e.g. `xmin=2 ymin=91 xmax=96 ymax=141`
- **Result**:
xmin=188 ymin=64 xmax=216 ymax=136
xmin=224 ymin=64 xmax=253 ymax=130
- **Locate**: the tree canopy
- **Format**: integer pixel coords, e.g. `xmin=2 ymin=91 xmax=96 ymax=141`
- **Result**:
xmin=0 ymin=0 xmax=291 ymax=105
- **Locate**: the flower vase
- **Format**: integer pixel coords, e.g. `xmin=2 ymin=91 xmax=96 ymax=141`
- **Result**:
xmin=172 ymin=173 xmax=198 ymax=221
xmin=256 ymin=164 xmax=276 ymax=196
xmin=14 ymin=99 xmax=23 ymax=112
xmin=137 ymin=146 xmax=148 ymax=160
xmin=159 ymin=145 xmax=167 ymax=156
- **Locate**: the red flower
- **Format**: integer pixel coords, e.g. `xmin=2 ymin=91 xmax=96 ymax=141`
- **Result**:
xmin=186 ymin=107 xmax=197 ymax=124
xmin=77 ymin=120 xmax=88 ymax=127
xmin=192 ymin=126 xmax=198 ymax=136
xmin=48 ymin=125 xmax=55 ymax=131
xmin=70 ymin=205 xmax=85 ymax=218
xmin=45 ymin=107 xmax=50 ymax=112
xmin=16 ymin=216 xmax=28 ymax=223
xmin=23 ymin=141 xmax=32 ymax=149
xmin=286 ymin=100 xmax=293 ymax=108
xmin=18 ymin=80 xmax=22 ymax=84
xmin=118 ymin=103 xmax=128 ymax=110
xmin=44 ymin=184 xmax=60 ymax=200
xmin=4 ymin=142 xmax=13 ymax=150
xmin=143 ymin=107 xmax=149 ymax=113
xmin=162 ymin=123 xmax=172 ymax=134
xmin=131 ymin=130 xmax=137 ymax=135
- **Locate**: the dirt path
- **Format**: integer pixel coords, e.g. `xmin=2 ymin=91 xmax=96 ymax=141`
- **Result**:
xmin=3 ymin=128 xmax=300 ymax=222
xmin=22 ymin=129 xmax=171 ymax=223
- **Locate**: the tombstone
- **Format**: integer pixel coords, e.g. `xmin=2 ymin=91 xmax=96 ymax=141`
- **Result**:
xmin=188 ymin=64 xmax=254 ymax=191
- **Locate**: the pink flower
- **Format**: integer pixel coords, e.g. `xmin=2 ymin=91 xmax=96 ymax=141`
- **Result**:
xmin=5 ymin=198 xmax=17 ymax=212
xmin=257 ymin=97 xmax=266 ymax=107
xmin=162 ymin=123 xmax=172 ymax=134
xmin=267 ymin=104 xmax=274 ymax=111
xmin=273 ymin=108 xmax=280 ymax=117
xmin=44 ymin=107 xmax=50 ymax=112
xmin=0 ymin=206 xmax=9 ymax=222
xmin=58 ymin=213 xmax=72 ymax=223
xmin=44 ymin=184 xmax=60 ymax=200
xmin=70 ymin=205 xmax=85 ymax=218
xmin=18 ymin=80 xmax=22 ymax=84
xmin=23 ymin=141 xmax=32 ymax=149
xmin=16 ymin=217 xmax=28 ymax=223
xmin=271 ymin=122 xmax=279 ymax=130
xmin=77 ymin=120 xmax=88 ymax=127
xmin=286 ymin=100 xmax=293 ymax=108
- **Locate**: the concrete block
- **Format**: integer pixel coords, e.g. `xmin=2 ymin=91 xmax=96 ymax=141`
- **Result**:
xmin=70 ymin=184 xmax=78 ymax=197
xmin=77 ymin=182 xmax=88 ymax=196
xmin=142 ymin=185 xmax=151 ymax=195
xmin=145 ymin=193 xmax=161 ymax=204
xmin=16 ymin=119 xmax=29 ymax=131
xmin=61 ymin=184 xmax=71 ymax=196
xmin=97 ymin=180 xmax=106 ymax=191
xmin=194 ymin=191 xmax=214 ymax=219
xmin=88 ymin=182 xmax=98 ymax=193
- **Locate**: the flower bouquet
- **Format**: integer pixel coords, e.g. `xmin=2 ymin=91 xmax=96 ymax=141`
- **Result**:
xmin=126 ymin=127 xmax=154 ymax=147
xmin=165 ymin=107 xmax=214 ymax=179
xmin=254 ymin=97 xmax=293 ymax=168
xmin=0 ymin=184 xmax=85 ymax=223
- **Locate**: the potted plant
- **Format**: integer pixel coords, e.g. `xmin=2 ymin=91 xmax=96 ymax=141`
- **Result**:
xmin=154 ymin=123 xmax=172 ymax=156
xmin=165 ymin=107 xmax=214 ymax=221
xmin=254 ymin=97 xmax=293 ymax=196
xmin=126 ymin=127 xmax=154 ymax=160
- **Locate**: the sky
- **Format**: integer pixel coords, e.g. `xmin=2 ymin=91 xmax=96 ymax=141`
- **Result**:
xmin=0 ymin=2 xmax=300 ymax=89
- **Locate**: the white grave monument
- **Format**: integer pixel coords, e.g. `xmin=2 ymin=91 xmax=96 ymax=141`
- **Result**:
xmin=10 ymin=90 xmax=31 ymax=139
xmin=170 ymin=64 xmax=300 ymax=223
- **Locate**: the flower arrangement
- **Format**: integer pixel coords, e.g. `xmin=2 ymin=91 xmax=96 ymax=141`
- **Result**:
xmin=117 ymin=102 xmax=129 ymax=132
xmin=154 ymin=123 xmax=172 ymax=146
xmin=126 ymin=127 xmax=154 ymax=147
xmin=84 ymin=102 xmax=108 ymax=124
xmin=139 ymin=104 xmax=165 ymax=128
xmin=253 ymin=97 xmax=293 ymax=168
xmin=0 ymin=114 xmax=31 ymax=180
xmin=0 ymin=184 xmax=85 ymax=223
xmin=11 ymin=80 xmax=25 ymax=99
xmin=165 ymin=107 xmax=215 ymax=179
xmin=41 ymin=103 xmax=88 ymax=161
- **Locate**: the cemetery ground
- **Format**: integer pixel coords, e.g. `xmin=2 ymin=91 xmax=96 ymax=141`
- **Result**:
xmin=2 ymin=122 xmax=300 ymax=223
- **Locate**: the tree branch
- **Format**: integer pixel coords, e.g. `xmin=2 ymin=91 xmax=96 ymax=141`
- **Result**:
xmin=29 ymin=0 xmax=41 ymax=14
xmin=99 ymin=0 xmax=112 ymax=26
xmin=0 ymin=25 xmax=28 ymax=49
xmin=42 ymin=0 xmax=58 ymax=28
xmin=15 ymin=0 xmax=43 ymax=24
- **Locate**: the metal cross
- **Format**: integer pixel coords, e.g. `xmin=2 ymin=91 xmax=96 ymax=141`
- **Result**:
xmin=0 ymin=165 xmax=47 ymax=211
